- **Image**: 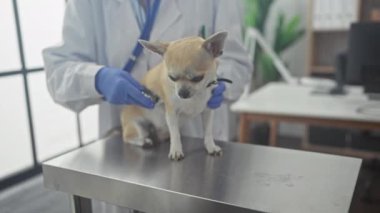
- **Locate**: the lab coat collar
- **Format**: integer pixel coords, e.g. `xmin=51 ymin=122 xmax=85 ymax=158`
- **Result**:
xmin=113 ymin=0 xmax=181 ymax=40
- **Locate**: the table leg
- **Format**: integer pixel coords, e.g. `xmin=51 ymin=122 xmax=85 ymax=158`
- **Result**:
xmin=301 ymin=125 xmax=310 ymax=149
xmin=269 ymin=120 xmax=278 ymax=146
xmin=239 ymin=114 xmax=250 ymax=143
xmin=70 ymin=195 xmax=92 ymax=213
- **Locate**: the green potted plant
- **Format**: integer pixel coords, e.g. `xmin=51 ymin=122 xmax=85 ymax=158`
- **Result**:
xmin=244 ymin=0 xmax=305 ymax=89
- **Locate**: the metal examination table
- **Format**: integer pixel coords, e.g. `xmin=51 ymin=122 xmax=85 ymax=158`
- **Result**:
xmin=42 ymin=134 xmax=362 ymax=213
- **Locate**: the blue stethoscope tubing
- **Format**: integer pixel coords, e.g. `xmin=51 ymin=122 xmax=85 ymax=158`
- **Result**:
xmin=123 ymin=0 xmax=161 ymax=73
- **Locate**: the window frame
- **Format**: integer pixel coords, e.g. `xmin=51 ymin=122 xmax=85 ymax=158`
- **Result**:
xmin=0 ymin=0 xmax=89 ymax=191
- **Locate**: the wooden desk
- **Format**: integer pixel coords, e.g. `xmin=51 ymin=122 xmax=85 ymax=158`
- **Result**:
xmin=231 ymin=82 xmax=380 ymax=158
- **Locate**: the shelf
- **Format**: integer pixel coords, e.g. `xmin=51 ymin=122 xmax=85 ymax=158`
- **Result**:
xmin=311 ymin=66 xmax=335 ymax=74
xmin=313 ymin=29 xmax=349 ymax=33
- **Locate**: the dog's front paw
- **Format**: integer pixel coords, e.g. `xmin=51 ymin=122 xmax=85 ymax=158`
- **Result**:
xmin=205 ymin=144 xmax=222 ymax=156
xmin=168 ymin=149 xmax=184 ymax=161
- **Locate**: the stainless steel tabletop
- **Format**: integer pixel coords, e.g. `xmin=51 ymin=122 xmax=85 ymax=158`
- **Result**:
xmin=43 ymin=134 xmax=362 ymax=213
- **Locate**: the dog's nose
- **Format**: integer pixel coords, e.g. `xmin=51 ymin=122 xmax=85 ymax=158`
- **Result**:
xmin=178 ymin=89 xmax=191 ymax=99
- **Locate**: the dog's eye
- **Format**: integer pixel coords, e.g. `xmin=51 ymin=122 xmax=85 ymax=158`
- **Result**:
xmin=168 ymin=75 xmax=179 ymax=82
xmin=190 ymin=75 xmax=204 ymax=83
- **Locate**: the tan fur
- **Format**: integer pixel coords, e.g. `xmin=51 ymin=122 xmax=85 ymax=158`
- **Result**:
xmin=121 ymin=105 xmax=142 ymax=142
xmin=121 ymin=32 xmax=227 ymax=159
xmin=121 ymin=37 xmax=215 ymax=142
xmin=141 ymin=63 xmax=166 ymax=99
xmin=164 ymin=37 xmax=214 ymax=75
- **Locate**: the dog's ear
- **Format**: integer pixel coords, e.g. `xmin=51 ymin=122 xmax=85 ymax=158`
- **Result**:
xmin=202 ymin=31 xmax=228 ymax=58
xmin=138 ymin=40 xmax=169 ymax=55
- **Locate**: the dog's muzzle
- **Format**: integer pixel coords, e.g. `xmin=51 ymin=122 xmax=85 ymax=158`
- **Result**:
xmin=178 ymin=88 xmax=191 ymax=99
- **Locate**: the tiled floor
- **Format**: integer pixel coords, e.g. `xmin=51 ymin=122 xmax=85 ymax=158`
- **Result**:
xmin=0 ymin=176 xmax=70 ymax=213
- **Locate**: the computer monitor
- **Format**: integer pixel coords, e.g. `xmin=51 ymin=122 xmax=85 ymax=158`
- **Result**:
xmin=346 ymin=22 xmax=380 ymax=85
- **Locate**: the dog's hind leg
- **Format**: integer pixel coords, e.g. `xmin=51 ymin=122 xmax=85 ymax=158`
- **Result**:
xmin=122 ymin=119 xmax=157 ymax=148
xmin=121 ymin=106 xmax=145 ymax=146
xmin=121 ymin=106 xmax=158 ymax=148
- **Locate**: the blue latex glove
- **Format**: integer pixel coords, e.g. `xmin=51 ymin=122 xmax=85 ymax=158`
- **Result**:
xmin=95 ymin=67 xmax=155 ymax=108
xmin=207 ymin=81 xmax=226 ymax=109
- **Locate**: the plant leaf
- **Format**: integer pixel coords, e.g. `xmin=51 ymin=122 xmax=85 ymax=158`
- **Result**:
xmin=259 ymin=53 xmax=279 ymax=82
xmin=274 ymin=13 xmax=285 ymax=53
xmin=274 ymin=14 xmax=305 ymax=54
xmin=257 ymin=0 xmax=274 ymax=33
xmin=244 ymin=0 xmax=258 ymax=28
xmin=244 ymin=0 xmax=274 ymax=32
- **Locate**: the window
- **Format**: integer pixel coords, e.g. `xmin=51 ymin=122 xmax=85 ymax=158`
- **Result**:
xmin=0 ymin=0 xmax=100 ymax=189
xmin=80 ymin=105 xmax=99 ymax=145
xmin=0 ymin=0 xmax=21 ymax=72
xmin=28 ymin=72 xmax=78 ymax=162
xmin=0 ymin=76 xmax=33 ymax=178
xmin=18 ymin=0 xmax=65 ymax=69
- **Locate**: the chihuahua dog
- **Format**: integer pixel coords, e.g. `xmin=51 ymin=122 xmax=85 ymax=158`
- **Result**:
xmin=121 ymin=32 xmax=227 ymax=160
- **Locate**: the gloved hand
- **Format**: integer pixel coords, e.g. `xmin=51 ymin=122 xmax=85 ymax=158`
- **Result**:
xmin=95 ymin=67 xmax=155 ymax=108
xmin=207 ymin=81 xmax=226 ymax=109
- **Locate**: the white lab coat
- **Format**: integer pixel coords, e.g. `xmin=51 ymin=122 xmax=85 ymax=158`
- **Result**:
xmin=43 ymin=0 xmax=251 ymax=211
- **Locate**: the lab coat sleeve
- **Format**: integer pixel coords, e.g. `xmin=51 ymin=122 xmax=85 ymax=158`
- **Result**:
xmin=42 ymin=0 xmax=103 ymax=113
xmin=213 ymin=0 xmax=253 ymax=101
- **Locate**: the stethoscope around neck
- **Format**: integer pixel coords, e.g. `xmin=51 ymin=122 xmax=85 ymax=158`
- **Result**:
xmin=123 ymin=0 xmax=161 ymax=74
xmin=123 ymin=0 xmax=233 ymax=103
xmin=206 ymin=78 xmax=233 ymax=88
